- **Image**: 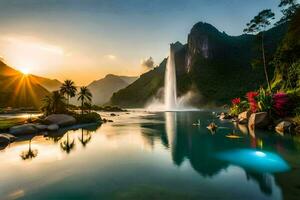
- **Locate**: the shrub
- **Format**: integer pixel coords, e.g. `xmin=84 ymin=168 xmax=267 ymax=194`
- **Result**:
xmin=256 ymin=88 xmax=272 ymax=112
xmin=272 ymin=92 xmax=291 ymax=117
xmin=73 ymin=112 xmax=102 ymax=124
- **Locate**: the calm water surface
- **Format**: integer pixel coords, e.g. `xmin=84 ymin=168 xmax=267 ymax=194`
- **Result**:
xmin=1 ymin=110 xmax=300 ymax=200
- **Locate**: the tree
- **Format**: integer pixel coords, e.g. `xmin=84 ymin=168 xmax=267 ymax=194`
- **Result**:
xmin=60 ymin=80 xmax=77 ymax=108
xmin=276 ymin=0 xmax=300 ymax=25
xmin=244 ymin=9 xmax=275 ymax=92
xmin=41 ymin=91 xmax=67 ymax=115
xmin=77 ymin=87 xmax=92 ymax=115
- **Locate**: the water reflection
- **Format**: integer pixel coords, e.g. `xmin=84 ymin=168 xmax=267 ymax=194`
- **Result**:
xmin=60 ymin=133 xmax=76 ymax=154
xmin=20 ymin=139 xmax=38 ymax=160
xmin=78 ymin=129 xmax=92 ymax=147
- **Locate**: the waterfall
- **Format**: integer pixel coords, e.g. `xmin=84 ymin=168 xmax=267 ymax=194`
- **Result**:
xmin=165 ymin=44 xmax=177 ymax=110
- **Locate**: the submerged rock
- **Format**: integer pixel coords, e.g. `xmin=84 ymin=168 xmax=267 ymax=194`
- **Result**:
xmin=219 ymin=112 xmax=232 ymax=120
xmin=275 ymin=121 xmax=292 ymax=135
xmin=47 ymin=124 xmax=59 ymax=131
xmin=45 ymin=114 xmax=76 ymax=127
xmin=248 ymin=112 xmax=269 ymax=130
xmin=9 ymin=124 xmax=37 ymax=136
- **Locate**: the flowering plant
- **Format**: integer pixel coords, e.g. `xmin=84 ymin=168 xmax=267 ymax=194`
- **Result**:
xmin=246 ymin=91 xmax=259 ymax=113
xmin=273 ymin=92 xmax=290 ymax=117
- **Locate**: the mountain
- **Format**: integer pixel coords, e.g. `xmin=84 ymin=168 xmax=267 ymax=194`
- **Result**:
xmin=87 ymin=74 xmax=138 ymax=105
xmin=0 ymin=60 xmax=50 ymax=108
xmin=29 ymin=75 xmax=62 ymax=91
xmin=110 ymin=22 xmax=288 ymax=107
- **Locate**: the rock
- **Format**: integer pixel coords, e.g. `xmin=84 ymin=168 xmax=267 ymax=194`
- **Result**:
xmin=47 ymin=124 xmax=59 ymax=131
xmin=45 ymin=114 xmax=76 ymax=127
xmin=33 ymin=124 xmax=48 ymax=131
xmin=9 ymin=124 xmax=37 ymax=136
xmin=248 ymin=112 xmax=269 ymax=130
xmin=238 ymin=111 xmax=251 ymax=124
xmin=0 ymin=135 xmax=10 ymax=145
xmin=110 ymin=113 xmax=116 ymax=116
xmin=275 ymin=121 xmax=292 ymax=135
xmin=0 ymin=133 xmax=16 ymax=142
xmin=108 ymin=120 xmax=113 ymax=122
xmin=219 ymin=112 xmax=232 ymax=120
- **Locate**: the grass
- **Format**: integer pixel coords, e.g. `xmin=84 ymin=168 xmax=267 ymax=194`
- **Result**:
xmin=0 ymin=118 xmax=27 ymax=131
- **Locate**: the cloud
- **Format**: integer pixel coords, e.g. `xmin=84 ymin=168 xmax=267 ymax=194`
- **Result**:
xmin=141 ymin=57 xmax=154 ymax=69
xmin=1 ymin=35 xmax=65 ymax=56
xmin=104 ymin=54 xmax=116 ymax=60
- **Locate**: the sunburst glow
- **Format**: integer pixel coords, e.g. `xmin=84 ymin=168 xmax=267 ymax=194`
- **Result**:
xmin=20 ymin=68 xmax=30 ymax=75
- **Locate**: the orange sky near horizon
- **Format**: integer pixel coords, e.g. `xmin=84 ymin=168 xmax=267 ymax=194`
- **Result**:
xmin=0 ymin=35 xmax=145 ymax=85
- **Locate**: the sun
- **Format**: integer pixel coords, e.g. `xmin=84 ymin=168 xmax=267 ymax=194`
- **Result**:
xmin=20 ymin=68 xmax=30 ymax=75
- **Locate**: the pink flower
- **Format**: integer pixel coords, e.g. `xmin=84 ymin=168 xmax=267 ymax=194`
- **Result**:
xmin=273 ymin=92 xmax=290 ymax=117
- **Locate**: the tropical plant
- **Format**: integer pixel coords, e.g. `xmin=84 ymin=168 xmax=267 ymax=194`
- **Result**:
xmin=77 ymin=87 xmax=92 ymax=115
xmin=41 ymin=91 xmax=67 ymax=115
xmin=273 ymin=92 xmax=291 ymax=117
xmin=60 ymin=80 xmax=77 ymax=108
xmin=73 ymin=112 xmax=102 ymax=124
xmin=246 ymin=91 xmax=259 ymax=113
xmin=244 ymin=9 xmax=275 ymax=92
xmin=256 ymin=87 xmax=273 ymax=112
xmin=229 ymin=97 xmax=248 ymax=116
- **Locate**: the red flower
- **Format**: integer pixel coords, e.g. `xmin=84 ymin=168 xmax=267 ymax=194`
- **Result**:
xmin=232 ymin=98 xmax=241 ymax=105
xmin=246 ymin=91 xmax=258 ymax=113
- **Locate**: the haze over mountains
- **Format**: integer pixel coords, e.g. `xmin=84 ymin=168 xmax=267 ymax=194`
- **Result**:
xmin=87 ymin=74 xmax=138 ymax=105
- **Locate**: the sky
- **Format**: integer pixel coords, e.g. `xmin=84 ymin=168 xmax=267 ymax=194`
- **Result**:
xmin=0 ymin=0 xmax=282 ymax=85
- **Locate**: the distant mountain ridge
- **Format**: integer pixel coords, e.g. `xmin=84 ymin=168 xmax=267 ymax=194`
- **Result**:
xmin=110 ymin=22 xmax=288 ymax=107
xmin=87 ymin=74 xmax=138 ymax=105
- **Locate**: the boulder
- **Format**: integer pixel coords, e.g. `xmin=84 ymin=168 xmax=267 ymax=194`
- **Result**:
xmin=9 ymin=124 xmax=37 ymax=136
xmin=45 ymin=114 xmax=76 ymax=127
xmin=33 ymin=124 xmax=48 ymax=131
xmin=0 ymin=133 xmax=16 ymax=142
xmin=47 ymin=124 xmax=59 ymax=131
xmin=0 ymin=135 xmax=10 ymax=145
xmin=275 ymin=121 xmax=292 ymax=135
xmin=238 ymin=111 xmax=251 ymax=124
xmin=248 ymin=112 xmax=269 ymax=130
xmin=110 ymin=113 xmax=116 ymax=116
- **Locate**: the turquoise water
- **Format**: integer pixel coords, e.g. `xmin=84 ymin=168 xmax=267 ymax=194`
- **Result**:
xmin=0 ymin=111 xmax=300 ymax=200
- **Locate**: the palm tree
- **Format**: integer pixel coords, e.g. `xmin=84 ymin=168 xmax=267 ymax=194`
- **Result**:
xmin=60 ymin=133 xmax=75 ymax=154
xmin=41 ymin=91 xmax=66 ymax=115
xmin=60 ymin=80 xmax=77 ymax=108
xmin=20 ymin=140 xmax=38 ymax=160
xmin=77 ymin=86 xmax=92 ymax=115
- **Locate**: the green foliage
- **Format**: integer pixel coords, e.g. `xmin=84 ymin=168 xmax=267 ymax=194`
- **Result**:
xmin=41 ymin=91 xmax=67 ymax=115
xmin=73 ymin=112 xmax=102 ymax=124
xmin=256 ymin=87 xmax=273 ymax=112
xmin=0 ymin=118 xmax=26 ymax=131
xmin=243 ymin=9 xmax=275 ymax=34
xmin=60 ymin=79 xmax=77 ymax=104
xmin=229 ymin=100 xmax=248 ymax=116
xmin=77 ymin=86 xmax=93 ymax=114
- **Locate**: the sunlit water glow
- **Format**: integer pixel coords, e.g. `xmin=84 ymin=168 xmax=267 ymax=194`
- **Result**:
xmin=0 ymin=111 xmax=299 ymax=200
